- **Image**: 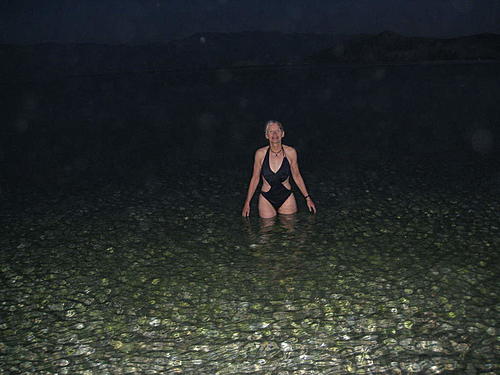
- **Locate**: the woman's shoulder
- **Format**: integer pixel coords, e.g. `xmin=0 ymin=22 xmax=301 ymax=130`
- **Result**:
xmin=283 ymin=145 xmax=297 ymax=156
xmin=255 ymin=146 xmax=268 ymax=154
xmin=254 ymin=146 xmax=268 ymax=159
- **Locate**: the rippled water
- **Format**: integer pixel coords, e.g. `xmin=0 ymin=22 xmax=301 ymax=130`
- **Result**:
xmin=0 ymin=158 xmax=499 ymax=374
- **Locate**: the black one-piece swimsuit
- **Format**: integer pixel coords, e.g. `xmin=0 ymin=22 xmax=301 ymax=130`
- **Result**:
xmin=261 ymin=147 xmax=292 ymax=210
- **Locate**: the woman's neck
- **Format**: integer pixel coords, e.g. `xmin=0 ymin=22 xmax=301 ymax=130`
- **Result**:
xmin=269 ymin=142 xmax=282 ymax=152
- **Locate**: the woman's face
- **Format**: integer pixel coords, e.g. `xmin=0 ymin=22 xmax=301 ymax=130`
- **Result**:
xmin=266 ymin=123 xmax=284 ymax=143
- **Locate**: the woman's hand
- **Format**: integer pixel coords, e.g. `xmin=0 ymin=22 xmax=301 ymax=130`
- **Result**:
xmin=306 ymin=197 xmax=317 ymax=214
xmin=242 ymin=202 xmax=251 ymax=217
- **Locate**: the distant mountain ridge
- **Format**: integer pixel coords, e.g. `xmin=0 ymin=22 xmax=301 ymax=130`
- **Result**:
xmin=1 ymin=31 xmax=499 ymax=81
xmin=308 ymin=31 xmax=500 ymax=64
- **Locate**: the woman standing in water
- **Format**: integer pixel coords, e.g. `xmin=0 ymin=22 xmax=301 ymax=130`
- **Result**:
xmin=242 ymin=120 xmax=317 ymax=218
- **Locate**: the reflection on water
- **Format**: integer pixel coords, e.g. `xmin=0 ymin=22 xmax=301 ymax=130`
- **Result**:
xmin=241 ymin=213 xmax=320 ymax=283
xmin=242 ymin=212 xmax=317 ymax=245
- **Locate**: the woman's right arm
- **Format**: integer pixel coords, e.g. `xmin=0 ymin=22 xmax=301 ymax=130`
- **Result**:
xmin=242 ymin=150 xmax=263 ymax=217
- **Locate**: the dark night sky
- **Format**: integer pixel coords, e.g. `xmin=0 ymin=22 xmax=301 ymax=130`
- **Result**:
xmin=1 ymin=0 xmax=499 ymax=44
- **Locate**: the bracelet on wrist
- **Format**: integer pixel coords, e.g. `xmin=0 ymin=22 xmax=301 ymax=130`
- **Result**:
xmin=304 ymin=195 xmax=311 ymax=200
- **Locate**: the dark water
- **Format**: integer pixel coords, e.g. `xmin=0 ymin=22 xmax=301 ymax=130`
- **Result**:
xmin=0 ymin=63 xmax=499 ymax=374
xmin=1 ymin=61 xmax=499 ymax=194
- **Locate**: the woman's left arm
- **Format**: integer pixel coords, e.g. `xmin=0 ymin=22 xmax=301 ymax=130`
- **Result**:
xmin=289 ymin=147 xmax=317 ymax=214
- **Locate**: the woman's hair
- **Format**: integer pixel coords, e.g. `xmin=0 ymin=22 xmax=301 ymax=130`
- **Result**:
xmin=264 ymin=120 xmax=284 ymax=134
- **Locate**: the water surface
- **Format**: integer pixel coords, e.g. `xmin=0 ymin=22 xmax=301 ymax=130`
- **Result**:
xmin=1 ymin=158 xmax=498 ymax=374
